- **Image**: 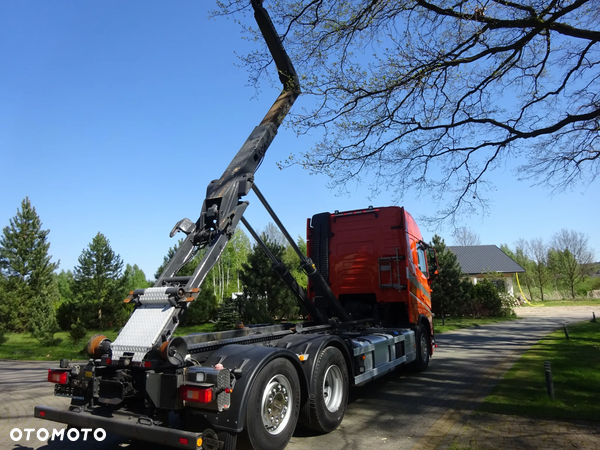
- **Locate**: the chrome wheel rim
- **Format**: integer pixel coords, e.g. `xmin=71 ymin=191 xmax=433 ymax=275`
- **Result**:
xmin=420 ymin=333 xmax=429 ymax=362
xmin=261 ymin=374 xmax=292 ymax=435
xmin=322 ymin=365 xmax=344 ymax=413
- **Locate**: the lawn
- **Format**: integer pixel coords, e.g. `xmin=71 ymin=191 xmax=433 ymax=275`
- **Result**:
xmin=480 ymin=320 xmax=600 ymax=421
xmin=175 ymin=323 xmax=217 ymax=335
xmin=524 ymin=298 xmax=600 ymax=308
xmin=0 ymin=330 xmax=119 ymax=361
xmin=434 ymin=316 xmax=518 ymax=334
xmin=0 ymin=323 xmax=218 ymax=361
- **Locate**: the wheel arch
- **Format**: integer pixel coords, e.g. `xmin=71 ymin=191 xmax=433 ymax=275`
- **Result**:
xmin=417 ymin=314 xmax=433 ymax=355
xmin=198 ymin=344 xmax=308 ymax=434
xmin=275 ymin=334 xmax=353 ymax=391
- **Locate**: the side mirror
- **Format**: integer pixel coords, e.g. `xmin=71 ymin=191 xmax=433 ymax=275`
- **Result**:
xmin=426 ymin=247 xmax=439 ymax=281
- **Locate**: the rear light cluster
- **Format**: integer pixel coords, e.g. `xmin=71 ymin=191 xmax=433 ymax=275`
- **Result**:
xmin=182 ymin=367 xmax=232 ymax=411
xmin=47 ymin=370 xmax=69 ymax=385
xmin=180 ymin=386 xmax=213 ymax=403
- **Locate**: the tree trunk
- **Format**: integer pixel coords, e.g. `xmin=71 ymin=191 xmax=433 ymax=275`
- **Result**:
xmin=525 ymin=278 xmax=534 ymax=301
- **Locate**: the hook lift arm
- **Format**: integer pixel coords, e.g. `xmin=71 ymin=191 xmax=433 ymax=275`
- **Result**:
xmin=112 ymin=1 xmax=311 ymax=364
xmin=156 ymin=0 xmax=301 ymax=293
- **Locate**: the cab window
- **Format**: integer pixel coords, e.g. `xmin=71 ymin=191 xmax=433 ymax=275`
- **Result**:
xmin=417 ymin=246 xmax=429 ymax=278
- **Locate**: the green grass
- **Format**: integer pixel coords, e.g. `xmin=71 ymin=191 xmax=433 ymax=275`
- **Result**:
xmin=434 ymin=316 xmax=518 ymax=334
xmin=524 ymin=298 xmax=600 ymax=307
xmin=0 ymin=323 xmax=218 ymax=361
xmin=0 ymin=330 xmax=119 ymax=361
xmin=480 ymin=320 xmax=600 ymax=421
xmin=176 ymin=323 xmax=217 ymax=335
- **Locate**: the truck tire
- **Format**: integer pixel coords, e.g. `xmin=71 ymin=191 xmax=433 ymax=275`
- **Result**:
xmin=238 ymin=358 xmax=300 ymax=450
xmin=413 ymin=324 xmax=430 ymax=372
xmin=303 ymin=346 xmax=349 ymax=433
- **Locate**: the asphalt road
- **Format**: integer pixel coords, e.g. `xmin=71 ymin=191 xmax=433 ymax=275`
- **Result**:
xmin=0 ymin=306 xmax=597 ymax=450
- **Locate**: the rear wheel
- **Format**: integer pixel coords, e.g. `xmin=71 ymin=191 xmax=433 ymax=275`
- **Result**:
xmin=239 ymin=358 xmax=300 ymax=450
xmin=303 ymin=346 xmax=349 ymax=433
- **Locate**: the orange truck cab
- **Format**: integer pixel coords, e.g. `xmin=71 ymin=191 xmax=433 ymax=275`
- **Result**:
xmin=307 ymin=206 xmax=436 ymax=352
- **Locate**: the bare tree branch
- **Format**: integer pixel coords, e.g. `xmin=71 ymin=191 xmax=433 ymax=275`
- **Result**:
xmin=214 ymin=0 xmax=600 ymax=223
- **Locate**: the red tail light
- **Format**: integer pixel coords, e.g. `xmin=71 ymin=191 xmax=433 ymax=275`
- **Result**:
xmin=48 ymin=370 xmax=69 ymax=385
xmin=180 ymin=386 xmax=213 ymax=403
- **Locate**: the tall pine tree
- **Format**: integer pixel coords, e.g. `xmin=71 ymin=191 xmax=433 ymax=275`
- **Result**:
xmin=0 ymin=277 xmax=13 ymax=344
xmin=239 ymin=235 xmax=299 ymax=324
xmin=0 ymin=197 xmax=59 ymax=332
xmin=71 ymin=233 xmax=127 ymax=329
xmin=429 ymin=234 xmax=472 ymax=320
xmin=30 ymin=279 xmax=60 ymax=345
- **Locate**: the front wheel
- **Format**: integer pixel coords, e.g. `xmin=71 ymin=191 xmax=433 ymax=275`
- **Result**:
xmin=239 ymin=358 xmax=300 ymax=450
xmin=413 ymin=324 xmax=430 ymax=372
xmin=303 ymin=346 xmax=349 ymax=433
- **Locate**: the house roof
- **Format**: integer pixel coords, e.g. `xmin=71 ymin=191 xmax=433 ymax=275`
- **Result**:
xmin=448 ymin=245 xmax=525 ymax=275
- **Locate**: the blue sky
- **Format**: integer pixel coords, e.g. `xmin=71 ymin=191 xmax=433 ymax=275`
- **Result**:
xmin=1 ymin=1 xmax=598 ymax=279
